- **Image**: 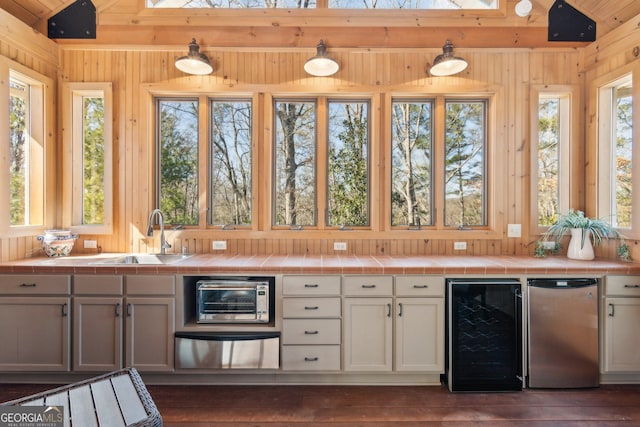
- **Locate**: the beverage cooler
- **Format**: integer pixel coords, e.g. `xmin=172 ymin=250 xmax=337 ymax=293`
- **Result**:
xmin=446 ymin=279 xmax=523 ymax=392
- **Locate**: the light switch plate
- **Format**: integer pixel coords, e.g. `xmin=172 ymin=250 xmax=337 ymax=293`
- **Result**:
xmin=83 ymin=240 xmax=98 ymax=249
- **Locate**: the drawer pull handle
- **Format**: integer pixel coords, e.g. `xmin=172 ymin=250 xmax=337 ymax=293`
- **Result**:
xmin=362 ymin=284 xmax=376 ymax=288
xmin=398 ymin=303 xmax=403 ymax=317
xmin=413 ymin=285 xmax=429 ymax=288
xmin=304 ymin=306 xmax=319 ymax=310
xmin=304 ymin=330 xmax=319 ymax=335
xmin=608 ymin=303 xmax=615 ymax=317
xmin=115 ymin=303 xmax=121 ymax=317
xmin=624 ymin=284 xmax=640 ymax=288
xmin=304 ymin=284 xmax=319 ymax=288
xmin=304 ymin=357 xmax=319 ymax=362
xmin=20 ymin=283 xmax=37 ymax=287
xmin=126 ymin=303 xmax=132 ymax=317
xmin=62 ymin=303 xmax=68 ymax=317
xmin=387 ymin=303 xmax=392 ymax=318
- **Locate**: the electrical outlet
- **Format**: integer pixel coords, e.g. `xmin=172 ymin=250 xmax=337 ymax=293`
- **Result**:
xmin=454 ymin=241 xmax=467 ymax=250
xmin=507 ymin=223 xmax=522 ymax=238
xmin=334 ymin=242 xmax=347 ymax=251
xmin=212 ymin=240 xmax=227 ymax=250
xmin=83 ymin=240 xmax=98 ymax=249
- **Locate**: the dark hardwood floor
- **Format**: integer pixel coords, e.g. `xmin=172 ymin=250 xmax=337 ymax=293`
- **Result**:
xmin=3 ymin=382 xmax=640 ymax=426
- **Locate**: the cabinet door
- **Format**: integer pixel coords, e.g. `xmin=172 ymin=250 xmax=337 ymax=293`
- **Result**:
xmin=73 ymin=297 xmax=123 ymax=371
xmin=125 ymin=297 xmax=175 ymax=371
xmin=343 ymin=298 xmax=393 ymax=371
xmin=604 ymin=297 xmax=640 ymax=372
xmin=0 ymin=297 xmax=70 ymax=371
xmin=395 ymin=298 xmax=444 ymax=372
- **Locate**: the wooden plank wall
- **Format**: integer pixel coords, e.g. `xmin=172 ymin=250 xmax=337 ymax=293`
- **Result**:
xmin=0 ymin=9 xmax=58 ymax=262
xmin=56 ymin=44 xmax=586 ymax=257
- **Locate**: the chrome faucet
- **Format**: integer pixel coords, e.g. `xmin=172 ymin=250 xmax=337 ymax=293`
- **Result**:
xmin=146 ymin=209 xmax=171 ymax=255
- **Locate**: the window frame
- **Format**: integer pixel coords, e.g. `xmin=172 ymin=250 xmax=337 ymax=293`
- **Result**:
xmin=385 ymin=92 xmax=499 ymax=236
xmin=61 ymin=82 xmax=114 ymax=235
xmin=529 ymin=85 xmax=580 ymax=236
xmin=0 ymin=57 xmax=54 ymax=238
xmin=595 ymin=70 xmax=638 ymax=238
xmin=145 ymin=88 xmax=259 ymax=231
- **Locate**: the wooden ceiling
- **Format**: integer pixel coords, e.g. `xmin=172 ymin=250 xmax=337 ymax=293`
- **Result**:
xmin=1 ymin=0 xmax=638 ymax=48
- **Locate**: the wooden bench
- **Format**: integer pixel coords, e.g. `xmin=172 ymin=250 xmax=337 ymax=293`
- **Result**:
xmin=1 ymin=368 xmax=162 ymax=427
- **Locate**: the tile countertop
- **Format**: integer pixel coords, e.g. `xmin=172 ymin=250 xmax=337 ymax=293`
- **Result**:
xmin=0 ymin=254 xmax=639 ymax=276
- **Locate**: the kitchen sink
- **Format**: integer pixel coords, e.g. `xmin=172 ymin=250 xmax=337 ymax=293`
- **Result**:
xmin=90 ymin=253 xmax=192 ymax=265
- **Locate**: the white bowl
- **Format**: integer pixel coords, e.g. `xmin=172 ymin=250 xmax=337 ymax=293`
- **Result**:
xmin=37 ymin=230 xmax=79 ymax=257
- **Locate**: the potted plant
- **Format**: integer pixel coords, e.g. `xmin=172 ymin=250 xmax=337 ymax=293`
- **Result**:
xmin=536 ymin=209 xmax=630 ymax=261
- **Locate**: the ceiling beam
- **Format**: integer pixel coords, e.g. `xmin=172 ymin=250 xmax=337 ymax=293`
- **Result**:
xmin=53 ymin=24 xmax=588 ymax=48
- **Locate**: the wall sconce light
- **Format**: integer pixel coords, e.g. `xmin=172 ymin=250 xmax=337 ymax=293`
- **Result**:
xmin=429 ymin=40 xmax=468 ymax=77
xmin=304 ymin=40 xmax=340 ymax=77
xmin=175 ymin=38 xmax=213 ymax=75
xmin=515 ymin=0 xmax=533 ymax=17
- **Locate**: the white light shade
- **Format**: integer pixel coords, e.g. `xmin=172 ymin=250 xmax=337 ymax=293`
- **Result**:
xmin=304 ymin=40 xmax=339 ymax=77
xmin=515 ymin=0 xmax=533 ymax=17
xmin=175 ymin=39 xmax=213 ymax=75
xmin=429 ymin=40 xmax=468 ymax=77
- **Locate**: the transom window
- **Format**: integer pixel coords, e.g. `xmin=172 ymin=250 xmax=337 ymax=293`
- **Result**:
xmin=147 ymin=0 xmax=497 ymax=8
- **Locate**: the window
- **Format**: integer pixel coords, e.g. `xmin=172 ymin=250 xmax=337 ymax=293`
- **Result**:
xmin=272 ymin=97 xmax=370 ymax=228
xmin=444 ymin=100 xmax=486 ymax=227
xmin=62 ymin=83 xmax=113 ymax=234
xmin=534 ymin=91 xmax=573 ymax=228
xmin=210 ymin=99 xmax=253 ymax=226
xmin=156 ymin=98 xmax=199 ymax=226
xmin=390 ymin=99 xmax=433 ymax=227
xmin=598 ymin=75 xmax=633 ymax=231
xmin=147 ymin=0 xmax=496 ymax=8
xmin=327 ymin=100 xmax=370 ymax=227
xmin=1 ymin=62 xmax=51 ymax=235
xmin=274 ymin=100 xmax=317 ymax=226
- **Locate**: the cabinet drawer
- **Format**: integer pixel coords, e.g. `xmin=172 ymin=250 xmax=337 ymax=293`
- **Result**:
xmin=74 ymin=275 xmax=123 ymax=295
xmin=606 ymin=276 xmax=640 ymax=296
xmin=395 ymin=276 xmax=445 ymax=297
xmin=125 ymin=275 xmax=175 ymax=295
xmin=282 ymin=298 xmax=341 ymax=318
xmin=0 ymin=275 xmax=70 ymax=295
xmin=343 ymin=276 xmax=393 ymax=296
xmin=283 ymin=275 xmax=341 ymax=296
xmin=282 ymin=319 xmax=341 ymax=345
xmin=281 ymin=345 xmax=341 ymax=371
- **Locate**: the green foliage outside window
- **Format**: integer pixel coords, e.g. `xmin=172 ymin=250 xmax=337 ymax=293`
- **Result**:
xmin=444 ymin=100 xmax=485 ymax=227
xmin=391 ymin=101 xmax=433 ymax=227
xmin=9 ymin=79 xmax=27 ymax=226
xmin=83 ymin=97 xmax=105 ymax=225
xmin=158 ymin=100 xmax=199 ymax=226
xmin=327 ymin=101 xmax=369 ymax=226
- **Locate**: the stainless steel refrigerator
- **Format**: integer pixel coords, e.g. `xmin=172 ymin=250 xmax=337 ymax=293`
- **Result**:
xmin=527 ymin=278 xmax=599 ymax=388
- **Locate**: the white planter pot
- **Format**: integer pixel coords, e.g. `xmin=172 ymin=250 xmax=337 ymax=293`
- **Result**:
xmin=566 ymin=228 xmax=595 ymax=260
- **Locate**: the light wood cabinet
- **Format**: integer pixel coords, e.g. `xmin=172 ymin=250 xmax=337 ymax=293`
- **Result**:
xmin=603 ymin=276 xmax=640 ymax=374
xmin=0 ymin=275 xmax=71 ymax=372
